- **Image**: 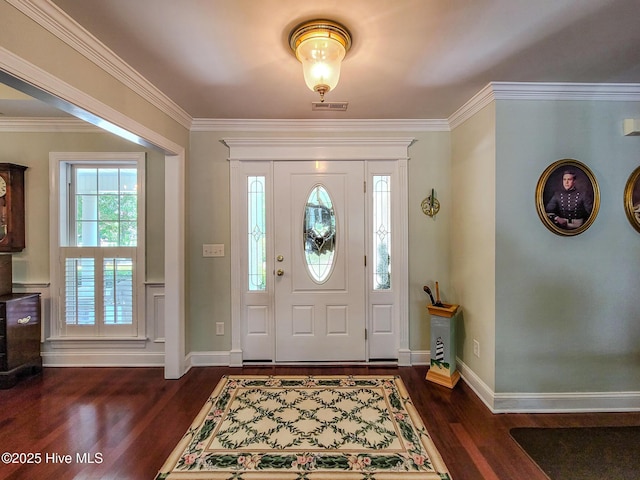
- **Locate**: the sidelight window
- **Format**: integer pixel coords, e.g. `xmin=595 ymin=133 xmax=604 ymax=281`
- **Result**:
xmin=247 ymin=176 xmax=267 ymax=291
xmin=373 ymin=175 xmax=391 ymax=290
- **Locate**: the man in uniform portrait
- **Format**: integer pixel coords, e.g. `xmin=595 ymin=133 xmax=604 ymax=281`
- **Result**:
xmin=545 ymin=170 xmax=593 ymax=229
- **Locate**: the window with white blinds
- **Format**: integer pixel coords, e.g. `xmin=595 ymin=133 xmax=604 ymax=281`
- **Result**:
xmin=50 ymin=153 xmax=145 ymax=339
xmin=61 ymin=248 xmax=136 ymax=336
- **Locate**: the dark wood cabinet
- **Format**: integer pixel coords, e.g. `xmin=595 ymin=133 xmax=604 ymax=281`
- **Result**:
xmin=0 ymin=293 xmax=42 ymax=388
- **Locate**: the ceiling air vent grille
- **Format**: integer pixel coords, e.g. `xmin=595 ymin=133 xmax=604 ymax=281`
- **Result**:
xmin=312 ymin=101 xmax=349 ymax=111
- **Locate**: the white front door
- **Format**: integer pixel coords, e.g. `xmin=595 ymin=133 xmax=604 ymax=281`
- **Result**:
xmin=273 ymin=161 xmax=366 ymax=362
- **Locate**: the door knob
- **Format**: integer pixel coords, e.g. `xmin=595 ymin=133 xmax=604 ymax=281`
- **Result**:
xmin=276 ymin=269 xmax=284 ymax=276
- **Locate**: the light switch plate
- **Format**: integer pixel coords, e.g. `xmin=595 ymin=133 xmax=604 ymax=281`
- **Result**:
xmin=203 ymin=244 xmax=224 ymax=257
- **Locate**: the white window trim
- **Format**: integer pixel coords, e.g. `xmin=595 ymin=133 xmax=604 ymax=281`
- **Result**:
xmin=48 ymin=152 xmax=147 ymax=343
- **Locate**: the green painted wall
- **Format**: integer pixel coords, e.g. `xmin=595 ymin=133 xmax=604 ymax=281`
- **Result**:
xmin=187 ymin=132 xmax=232 ymax=352
xmin=186 ymin=130 xmax=452 ymax=353
xmin=451 ymin=104 xmax=497 ymax=390
xmin=495 ymin=100 xmax=640 ymax=393
xmin=408 ymin=131 xmax=452 ymax=351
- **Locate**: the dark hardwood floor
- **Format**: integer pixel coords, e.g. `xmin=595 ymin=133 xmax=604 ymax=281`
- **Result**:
xmin=1 ymin=365 xmax=639 ymax=480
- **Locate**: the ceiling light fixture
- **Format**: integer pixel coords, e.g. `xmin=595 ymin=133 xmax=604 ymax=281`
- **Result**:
xmin=289 ymin=19 xmax=352 ymax=102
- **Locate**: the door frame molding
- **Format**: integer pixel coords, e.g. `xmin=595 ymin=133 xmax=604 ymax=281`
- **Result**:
xmin=224 ymin=137 xmax=414 ymax=366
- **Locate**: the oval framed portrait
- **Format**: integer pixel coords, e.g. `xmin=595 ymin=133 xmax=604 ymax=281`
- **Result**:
xmin=624 ymin=166 xmax=640 ymax=233
xmin=535 ymin=159 xmax=600 ymax=236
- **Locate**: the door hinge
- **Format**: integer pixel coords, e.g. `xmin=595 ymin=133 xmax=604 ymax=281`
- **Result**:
xmin=364 ymin=255 xmax=367 ymax=267
xmin=365 ymin=328 xmax=368 ymax=340
xmin=364 ymin=180 xmax=366 ymax=193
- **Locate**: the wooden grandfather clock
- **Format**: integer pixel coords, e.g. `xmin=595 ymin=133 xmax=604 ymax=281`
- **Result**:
xmin=0 ymin=163 xmax=27 ymax=253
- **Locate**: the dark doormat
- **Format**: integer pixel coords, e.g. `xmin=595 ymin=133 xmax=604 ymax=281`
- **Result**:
xmin=510 ymin=426 xmax=640 ymax=480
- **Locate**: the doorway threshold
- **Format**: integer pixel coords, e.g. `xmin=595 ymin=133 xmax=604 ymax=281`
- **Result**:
xmin=242 ymin=360 xmax=399 ymax=367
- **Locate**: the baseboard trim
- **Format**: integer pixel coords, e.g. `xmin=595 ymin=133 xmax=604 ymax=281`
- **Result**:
xmin=410 ymin=350 xmax=429 ymax=365
xmin=42 ymin=351 xmax=164 ymax=367
xmin=456 ymin=358 xmax=496 ymax=412
xmin=413 ymin=351 xmax=640 ymax=413
xmin=493 ymin=391 xmax=640 ymax=413
xmin=187 ymin=351 xmax=233 ymax=367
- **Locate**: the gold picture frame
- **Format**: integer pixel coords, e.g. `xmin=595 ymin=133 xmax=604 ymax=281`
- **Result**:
xmin=536 ymin=159 xmax=600 ymax=236
xmin=624 ymin=166 xmax=640 ymax=233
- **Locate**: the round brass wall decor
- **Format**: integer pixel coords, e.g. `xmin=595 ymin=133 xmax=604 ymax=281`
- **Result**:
xmin=421 ymin=195 xmax=440 ymax=217
xmin=624 ymin=165 xmax=640 ymax=233
xmin=535 ymin=159 xmax=600 ymax=236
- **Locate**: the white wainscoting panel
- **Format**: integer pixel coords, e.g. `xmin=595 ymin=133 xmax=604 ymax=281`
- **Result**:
xmin=40 ymin=283 xmax=165 ymax=367
xmin=146 ymin=283 xmax=165 ymax=343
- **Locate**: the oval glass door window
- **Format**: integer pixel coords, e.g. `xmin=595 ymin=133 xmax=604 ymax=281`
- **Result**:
xmin=303 ymin=185 xmax=336 ymax=283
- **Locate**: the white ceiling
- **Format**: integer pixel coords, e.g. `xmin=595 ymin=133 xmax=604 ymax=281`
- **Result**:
xmin=7 ymin=0 xmax=640 ymax=120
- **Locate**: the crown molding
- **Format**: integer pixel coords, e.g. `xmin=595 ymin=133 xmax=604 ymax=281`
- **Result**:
xmin=449 ymin=82 xmax=640 ymax=129
xmin=448 ymin=84 xmax=496 ymax=130
xmin=0 ymin=117 xmax=100 ymax=132
xmin=0 ymin=116 xmax=447 ymax=134
xmin=491 ymin=81 xmax=640 ymax=101
xmin=222 ymin=136 xmax=415 ymax=161
xmin=6 ymin=0 xmax=192 ymax=130
xmin=192 ymin=118 xmax=449 ymax=132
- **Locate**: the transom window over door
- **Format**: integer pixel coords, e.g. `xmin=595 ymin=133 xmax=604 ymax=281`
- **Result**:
xmin=50 ymin=153 xmax=146 ymax=339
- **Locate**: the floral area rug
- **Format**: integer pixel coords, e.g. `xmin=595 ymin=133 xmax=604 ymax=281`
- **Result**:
xmin=156 ymin=375 xmax=452 ymax=479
